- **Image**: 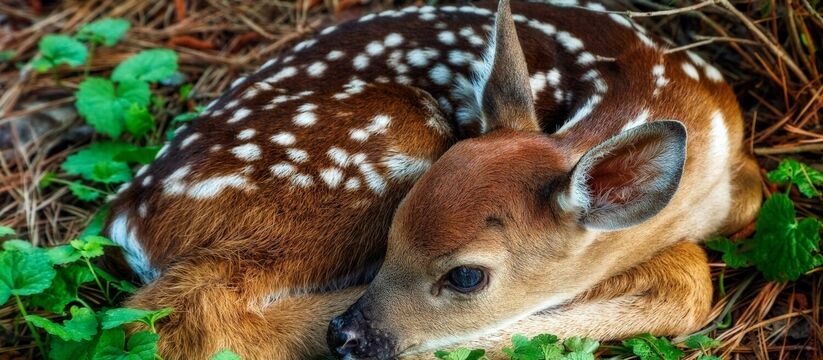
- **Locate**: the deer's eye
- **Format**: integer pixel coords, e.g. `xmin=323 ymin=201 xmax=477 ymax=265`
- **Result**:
xmin=446 ymin=266 xmax=486 ymax=293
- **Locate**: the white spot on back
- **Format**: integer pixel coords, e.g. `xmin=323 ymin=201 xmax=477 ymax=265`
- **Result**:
xmin=682 ymin=62 xmax=700 ymax=80
xmin=228 ymin=108 xmax=252 ymax=124
xmin=271 ymin=163 xmax=296 ymax=178
xmin=264 ymin=66 xmax=297 ymax=84
xmin=307 ymin=62 xmax=328 ymax=77
xmin=382 ymin=151 xmax=432 ymax=181
xmin=327 ymin=50 xmax=345 ymax=61
xmin=622 ymin=109 xmax=650 ymax=131
xmin=187 ymin=175 xmax=251 ymax=199
xmin=320 ymin=168 xmax=345 ymax=188
xmin=384 ymin=33 xmax=404 ymax=47
xmin=231 ymin=143 xmax=261 ymax=161
xmin=429 ymin=64 xmax=452 ymax=85
xmin=237 ymin=129 xmax=256 ymax=140
xmin=181 ymin=133 xmax=201 ymax=148
xmin=271 ymin=132 xmax=296 ymax=146
xmin=286 ymin=148 xmax=309 ymax=163
xmin=353 ymin=54 xmax=370 ymax=70
xmin=366 ymin=41 xmax=385 ymax=56
xmin=438 ymin=31 xmax=457 ymax=45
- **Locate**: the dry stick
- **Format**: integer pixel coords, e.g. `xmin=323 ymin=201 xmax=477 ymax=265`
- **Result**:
xmin=664 ymin=36 xmax=761 ymax=54
xmin=754 ymin=144 xmax=823 ymax=155
xmin=716 ymin=0 xmax=809 ymax=83
xmin=577 ymin=0 xmax=718 ymax=17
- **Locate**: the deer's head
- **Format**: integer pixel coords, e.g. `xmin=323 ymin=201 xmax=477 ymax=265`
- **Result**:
xmin=328 ymin=1 xmax=688 ymax=358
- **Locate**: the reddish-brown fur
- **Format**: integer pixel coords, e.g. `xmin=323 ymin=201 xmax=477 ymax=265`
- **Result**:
xmin=104 ymin=1 xmax=761 ymax=358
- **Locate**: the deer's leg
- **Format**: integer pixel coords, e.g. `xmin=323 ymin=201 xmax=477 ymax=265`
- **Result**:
xmin=719 ymin=154 xmax=762 ymax=235
xmin=127 ymin=259 xmax=365 ymax=360
xmin=421 ymin=242 xmax=712 ymax=359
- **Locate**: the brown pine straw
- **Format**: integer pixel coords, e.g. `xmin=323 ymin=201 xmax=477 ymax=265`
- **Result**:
xmin=0 ymin=0 xmax=821 ymax=358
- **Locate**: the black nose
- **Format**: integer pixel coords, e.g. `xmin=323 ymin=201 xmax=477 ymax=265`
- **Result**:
xmin=328 ymin=315 xmax=364 ymax=357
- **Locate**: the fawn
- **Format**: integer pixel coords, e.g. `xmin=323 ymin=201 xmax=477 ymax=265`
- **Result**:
xmin=104 ymin=0 xmax=762 ymax=359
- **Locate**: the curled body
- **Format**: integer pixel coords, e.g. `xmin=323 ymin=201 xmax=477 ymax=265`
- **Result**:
xmin=105 ymin=1 xmax=761 ymax=359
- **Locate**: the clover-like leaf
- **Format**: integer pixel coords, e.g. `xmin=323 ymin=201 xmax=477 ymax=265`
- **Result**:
xmin=102 ymin=307 xmax=173 ymax=330
xmin=434 ymin=348 xmax=486 ymax=360
xmin=30 ymin=264 xmax=94 ymax=314
xmin=123 ymin=103 xmax=155 ymax=138
xmin=705 ymin=237 xmax=750 ymax=269
xmin=26 ymin=306 xmax=98 ymax=341
xmin=112 ymin=49 xmax=178 ymax=83
xmin=0 ymin=226 xmax=15 ymax=237
xmin=685 ymin=334 xmax=720 ymax=350
xmin=62 ymin=142 xmax=136 ymax=183
xmin=0 ymin=245 xmax=56 ymax=303
xmin=622 ymin=333 xmax=684 ymax=360
xmin=767 ymin=159 xmax=823 ymax=198
xmin=70 ymin=235 xmax=117 ymax=259
xmin=750 ymin=194 xmax=823 ymax=281
xmin=210 ymin=349 xmax=242 ymax=360
xmin=94 ymin=328 xmax=159 ymax=360
xmin=69 ymin=182 xmax=103 ymax=201
xmin=33 ymin=35 xmax=87 ymax=72
xmin=77 ymin=18 xmax=131 ymax=46
xmin=75 ymin=77 xmax=151 ymax=137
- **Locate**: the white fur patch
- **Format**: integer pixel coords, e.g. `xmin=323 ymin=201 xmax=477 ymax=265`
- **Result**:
xmin=231 ymin=143 xmax=262 ymax=161
xmin=271 ymin=132 xmax=296 ymax=146
xmin=349 ymin=114 xmax=391 ymax=142
xmin=366 ymin=41 xmax=385 ymax=56
xmin=622 ymin=109 xmax=650 ymax=131
xmin=228 ymin=108 xmax=252 ymax=124
xmin=344 ymin=177 xmax=361 ymax=191
xmin=353 ymin=54 xmax=370 ymax=70
xmin=108 ymin=214 xmax=159 ymax=283
xmin=187 ymin=175 xmax=251 ymax=199
xmin=271 ymin=162 xmax=296 ymax=178
xmin=163 ymin=166 xmax=191 ymax=195
xmin=326 ymin=50 xmax=345 ymax=61
xmin=708 ymin=110 xmax=730 ymax=168
xmin=142 ymin=175 xmax=153 ymax=187
xmin=384 ymin=33 xmax=404 ymax=47
xmin=382 ymin=151 xmax=432 ymax=181
xmin=307 ymin=61 xmax=328 ymax=77
xmin=264 ymin=66 xmax=297 ymax=83
xmin=290 ymin=173 xmax=314 ymax=188
xmin=438 ymin=31 xmax=457 ymax=45
xmin=293 ymin=111 xmax=317 ymax=127
xmin=286 ymin=148 xmax=309 ymax=163
xmin=682 ymin=62 xmax=700 ymax=80
xmin=429 ymin=64 xmax=453 ymax=85
xmin=180 ymin=132 xmax=201 ymax=148
xmin=237 ymin=129 xmax=256 ymax=140
xmin=320 ymin=168 xmax=345 ymax=188
xmin=406 ymin=48 xmax=440 ymax=67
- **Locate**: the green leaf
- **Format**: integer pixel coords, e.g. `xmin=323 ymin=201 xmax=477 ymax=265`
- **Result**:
xmin=94 ymin=329 xmax=159 ymax=360
xmin=77 ymin=18 xmax=131 ymax=47
xmin=92 ymin=161 xmax=133 ymax=184
xmin=40 ymin=171 xmax=58 ymax=188
xmin=750 ymin=194 xmax=823 ymax=281
xmin=3 ymin=239 xmax=34 ymax=251
xmin=25 ymin=306 xmax=98 ymax=341
xmin=82 ymin=205 xmax=110 ymax=237
xmin=112 ymin=49 xmax=178 ymax=83
xmin=179 ymin=83 xmax=193 ymax=100
xmin=50 ymin=336 xmax=97 ymax=360
xmin=0 ymin=245 xmax=56 ymax=302
xmin=697 ymin=355 xmax=721 ymax=360
xmin=30 ymin=264 xmax=94 ymax=313
xmin=684 ymin=334 xmax=720 ymax=350
xmin=62 ymin=142 xmax=135 ymax=183
xmin=434 ymin=348 xmax=485 ymax=360
xmin=47 ymin=245 xmax=83 ymax=265
xmin=101 ymin=307 xmax=173 ymax=330
xmin=210 ymin=349 xmax=242 ymax=360
xmin=767 ymin=159 xmax=823 ymax=198
xmin=114 ymin=146 xmax=160 ymax=164
xmin=563 ymin=336 xmax=598 ymax=353
xmin=0 ymin=50 xmax=15 ymax=62
xmin=70 ymin=182 xmax=102 ymax=201
xmin=71 ymin=235 xmax=117 ymax=259
xmin=622 ymin=333 xmax=684 ymax=360
xmin=75 ymin=77 xmax=151 ymax=137
xmin=704 ymin=237 xmax=750 ymax=269
xmin=502 ymin=334 xmax=544 ymax=360
xmin=123 ymin=103 xmax=155 ymax=138
xmin=0 ymin=226 xmax=15 ymax=237
xmin=34 ymin=35 xmax=87 ymax=72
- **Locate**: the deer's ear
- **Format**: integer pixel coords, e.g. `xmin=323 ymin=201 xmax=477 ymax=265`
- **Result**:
xmin=460 ymin=0 xmax=539 ymax=134
xmin=559 ymin=121 xmax=688 ymax=231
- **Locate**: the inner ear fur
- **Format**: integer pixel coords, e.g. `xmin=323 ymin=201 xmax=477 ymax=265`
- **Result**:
xmin=562 ymin=121 xmax=688 ymax=231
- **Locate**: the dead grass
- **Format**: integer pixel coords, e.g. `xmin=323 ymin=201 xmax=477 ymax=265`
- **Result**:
xmin=0 ymin=0 xmax=821 ymax=359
